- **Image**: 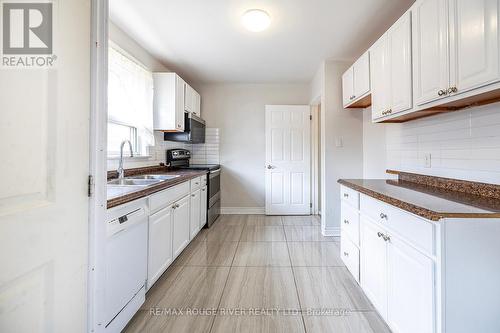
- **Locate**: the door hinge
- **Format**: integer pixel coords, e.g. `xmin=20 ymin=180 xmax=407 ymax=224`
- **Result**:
xmin=309 ymin=115 xmax=312 ymax=120
xmin=88 ymin=175 xmax=94 ymax=197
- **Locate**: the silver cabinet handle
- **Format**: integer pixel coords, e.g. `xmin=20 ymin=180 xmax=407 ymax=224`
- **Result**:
xmin=267 ymin=165 xmax=276 ymax=169
xmin=380 ymin=213 xmax=388 ymax=220
xmin=343 ymin=252 xmax=349 ymax=257
xmin=191 ymin=194 xmax=196 ymax=197
xmin=343 ymin=193 xmax=349 ymax=198
xmin=377 ymin=232 xmax=384 ymax=238
xmin=383 ymin=234 xmax=391 ymax=242
xmin=343 ymin=219 xmax=349 ymax=224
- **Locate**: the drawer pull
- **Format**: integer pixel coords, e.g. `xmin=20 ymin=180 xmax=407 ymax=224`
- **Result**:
xmin=380 ymin=213 xmax=388 ymax=220
xmin=343 ymin=252 xmax=349 ymax=257
xmin=343 ymin=219 xmax=349 ymax=225
xmin=343 ymin=193 xmax=349 ymax=198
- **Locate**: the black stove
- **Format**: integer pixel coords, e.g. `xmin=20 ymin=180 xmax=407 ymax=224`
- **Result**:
xmin=176 ymin=164 xmax=220 ymax=171
xmin=166 ymin=149 xmax=221 ymax=227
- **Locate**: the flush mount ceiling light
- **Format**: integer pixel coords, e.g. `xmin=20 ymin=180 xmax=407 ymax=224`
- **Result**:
xmin=241 ymin=9 xmax=271 ymax=32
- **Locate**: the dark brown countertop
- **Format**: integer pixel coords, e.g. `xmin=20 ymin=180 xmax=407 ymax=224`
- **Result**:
xmin=338 ymin=178 xmax=500 ymax=221
xmin=107 ymin=166 xmax=208 ymax=209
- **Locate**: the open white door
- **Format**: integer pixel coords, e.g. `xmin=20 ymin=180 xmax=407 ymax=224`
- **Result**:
xmin=265 ymin=105 xmax=311 ymax=215
xmin=0 ymin=2 xmax=91 ymax=331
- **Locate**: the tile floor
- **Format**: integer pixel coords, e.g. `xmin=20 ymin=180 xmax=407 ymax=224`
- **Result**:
xmin=123 ymin=215 xmax=391 ymax=333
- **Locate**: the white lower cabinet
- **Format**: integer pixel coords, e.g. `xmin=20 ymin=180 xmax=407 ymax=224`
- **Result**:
xmin=147 ymin=206 xmax=173 ymax=288
xmin=200 ymin=186 xmax=207 ymax=229
xmin=387 ymin=236 xmax=434 ymax=333
xmin=172 ymin=195 xmax=190 ymax=258
xmin=190 ymin=188 xmax=201 ymax=239
xmin=360 ymin=217 xmax=388 ymax=318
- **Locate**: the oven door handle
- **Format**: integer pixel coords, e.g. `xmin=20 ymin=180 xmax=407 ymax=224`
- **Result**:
xmin=210 ymin=169 xmax=221 ymax=177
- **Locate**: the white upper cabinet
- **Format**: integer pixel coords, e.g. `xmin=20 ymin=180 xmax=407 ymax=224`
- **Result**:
xmin=372 ymin=11 xmax=413 ymax=120
xmin=370 ymin=35 xmax=390 ymax=120
xmin=342 ymin=67 xmax=355 ymax=106
xmin=184 ymin=84 xmax=202 ymax=117
xmin=388 ymin=12 xmax=413 ymax=114
xmin=354 ymin=52 xmax=371 ymax=98
xmin=343 ymin=52 xmax=371 ymax=108
xmin=449 ymin=0 xmax=500 ymax=94
xmin=413 ymin=0 xmax=500 ymax=106
xmin=412 ymin=0 xmax=450 ymax=106
xmin=153 ymin=73 xmax=186 ymax=132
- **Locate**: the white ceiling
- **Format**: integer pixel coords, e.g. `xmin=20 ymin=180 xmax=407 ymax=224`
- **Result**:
xmin=110 ymin=0 xmax=414 ymax=84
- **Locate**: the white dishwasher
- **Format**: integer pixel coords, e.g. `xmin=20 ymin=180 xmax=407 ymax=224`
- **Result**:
xmin=105 ymin=199 xmax=148 ymax=332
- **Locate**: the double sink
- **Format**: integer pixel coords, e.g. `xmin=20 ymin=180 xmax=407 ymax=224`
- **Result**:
xmin=107 ymin=174 xmax=181 ymax=200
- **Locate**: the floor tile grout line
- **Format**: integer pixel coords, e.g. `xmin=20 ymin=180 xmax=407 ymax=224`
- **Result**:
xmin=283 ymin=217 xmax=308 ymax=333
xmin=208 ymin=215 xmax=243 ymax=333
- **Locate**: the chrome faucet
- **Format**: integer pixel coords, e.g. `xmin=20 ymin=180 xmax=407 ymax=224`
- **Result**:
xmin=117 ymin=140 xmax=134 ymax=179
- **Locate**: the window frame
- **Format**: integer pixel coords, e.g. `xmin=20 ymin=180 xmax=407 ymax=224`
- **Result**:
xmin=107 ymin=41 xmax=154 ymax=159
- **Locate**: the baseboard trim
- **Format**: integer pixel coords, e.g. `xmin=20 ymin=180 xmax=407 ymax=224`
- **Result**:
xmin=220 ymin=207 xmax=265 ymax=215
xmin=322 ymin=226 xmax=340 ymax=237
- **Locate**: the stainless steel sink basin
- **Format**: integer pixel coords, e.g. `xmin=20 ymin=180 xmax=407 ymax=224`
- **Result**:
xmin=127 ymin=174 xmax=181 ymax=180
xmin=107 ymin=178 xmax=162 ymax=186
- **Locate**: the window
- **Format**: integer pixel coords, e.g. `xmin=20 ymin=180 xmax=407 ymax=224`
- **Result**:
xmin=107 ymin=44 xmax=154 ymax=157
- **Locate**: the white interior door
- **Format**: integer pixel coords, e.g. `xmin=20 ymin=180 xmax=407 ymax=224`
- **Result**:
xmin=0 ymin=1 xmax=91 ymax=331
xmin=265 ymin=105 xmax=311 ymax=215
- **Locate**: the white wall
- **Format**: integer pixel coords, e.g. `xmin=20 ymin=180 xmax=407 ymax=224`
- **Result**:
xmin=317 ymin=61 xmax=364 ymax=235
xmin=362 ymin=108 xmax=389 ymax=178
xmin=199 ymin=83 xmax=310 ymax=212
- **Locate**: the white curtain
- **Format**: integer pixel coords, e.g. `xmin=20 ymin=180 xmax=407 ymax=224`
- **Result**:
xmin=108 ymin=45 xmax=154 ymax=156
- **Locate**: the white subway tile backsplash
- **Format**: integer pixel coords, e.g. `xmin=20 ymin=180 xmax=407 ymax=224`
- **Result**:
xmin=386 ymin=103 xmax=500 ymax=184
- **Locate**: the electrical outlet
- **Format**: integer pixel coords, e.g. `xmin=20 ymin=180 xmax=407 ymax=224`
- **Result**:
xmin=424 ymin=153 xmax=432 ymax=168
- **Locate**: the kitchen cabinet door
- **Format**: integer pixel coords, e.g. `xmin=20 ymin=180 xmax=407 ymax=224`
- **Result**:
xmin=147 ymin=206 xmax=173 ymax=288
xmin=412 ymin=0 xmax=450 ymax=106
xmin=360 ymin=218 xmax=388 ymax=318
xmin=354 ymin=52 xmax=371 ymax=98
xmin=449 ymin=0 xmax=500 ymax=94
xmin=200 ymin=186 xmax=208 ymax=229
xmin=342 ymin=67 xmax=355 ymax=107
xmin=184 ymin=83 xmax=193 ymax=113
xmin=193 ymin=90 xmax=201 ymax=117
xmin=190 ymin=188 xmax=201 ymax=240
xmin=387 ymin=236 xmax=435 ymax=333
xmin=370 ymin=35 xmax=390 ymax=120
xmin=153 ymin=73 xmax=186 ymax=132
xmin=388 ymin=11 xmax=413 ymax=114
xmin=172 ymin=195 xmax=190 ymax=258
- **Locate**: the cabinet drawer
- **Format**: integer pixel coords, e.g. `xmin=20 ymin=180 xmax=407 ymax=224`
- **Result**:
xmin=341 ymin=237 xmax=360 ymax=283
xmin=190 ymin=176 xmax=202 ymax=190
xmin=341 ymin=202 xmax=360 ymax=246
xmin=340 ymin=185 xmax=359 ymax=209
xmin=149 ymin=182 xmax=190 ymax=214
xmin=360 ymin=194 xmax=434 ymax=255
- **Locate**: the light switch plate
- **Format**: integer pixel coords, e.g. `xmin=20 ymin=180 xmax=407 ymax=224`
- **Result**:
xmin=335 ymin=137 xmax=343 ymax=148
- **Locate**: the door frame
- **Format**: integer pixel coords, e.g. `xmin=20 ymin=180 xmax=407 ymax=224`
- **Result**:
xmin=310 ymin=103 xmax=321 ymax=215
xmin=88 ymin=0 xmax=109 ymax=331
